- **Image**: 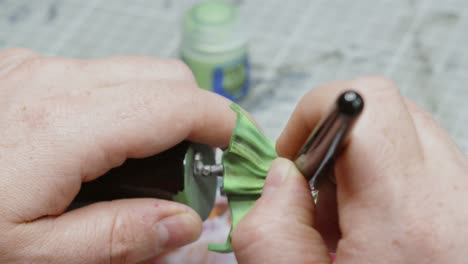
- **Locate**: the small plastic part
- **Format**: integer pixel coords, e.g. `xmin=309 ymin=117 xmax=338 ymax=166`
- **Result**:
xmin=208 ymin=103 xmax=278 ymax=253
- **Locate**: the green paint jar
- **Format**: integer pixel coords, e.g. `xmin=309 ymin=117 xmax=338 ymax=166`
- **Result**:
xmin=181 ymin=0 xmax=250 ymax=101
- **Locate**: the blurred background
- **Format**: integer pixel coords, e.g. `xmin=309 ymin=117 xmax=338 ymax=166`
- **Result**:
xmin=1 ymin=0 xmax=467 ymax=153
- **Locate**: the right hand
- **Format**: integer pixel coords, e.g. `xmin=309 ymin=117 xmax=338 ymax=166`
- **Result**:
xmin=232 ymin=77 xmax=468 ymax=263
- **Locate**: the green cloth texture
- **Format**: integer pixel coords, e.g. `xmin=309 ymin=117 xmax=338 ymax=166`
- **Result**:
xmin=208 ymin=103 xmax=278 ymax=253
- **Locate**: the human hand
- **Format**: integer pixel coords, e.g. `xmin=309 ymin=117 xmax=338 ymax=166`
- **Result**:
xmin=0 ymin=49 xmax=236 ymax=263
xmin=232 ymin=77 xmax=468 ymax=263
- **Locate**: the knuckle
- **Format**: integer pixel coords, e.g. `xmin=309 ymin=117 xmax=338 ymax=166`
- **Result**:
xmin=353 ymin=75 xmax=397 ymax=89
xmin=0 ymin=229 xmax=13 ymax=261
xmin=402 ymin=218 xmax=443 ymax=256
xmin=403 ymin=98 xmax=419 ymax=109
xmin=161 ymin=58 xmax=196 ymax=81
xmin=0 ymin=49 xmax=40 ymax=82
xmin=10 ymin=57 xmax=53 ymax=80
xmin=6 ymin=57 xmax=74 ymax=85
xmin=128 ymin=56 xmax=197 ymax=83
xmin=232 ymin=217 xmax=274 ymax=253
xmin=398 ymin=201 xmax=448 ymax=254
xmin=109 ymin=210 xmax=137 ymax=264
xmin=16 ymin=102 xmax=54 ymax=130
xmin=22 ymin=57 xmax=53 ymax=72
xmin=0 ymin=48 xmax=37 ymax=59
xmin=404 ymin=99 xmax=431 ymax=120
xmin=352 ymin=75 xmax=400 ymax=96
xmin=350 ymin=76 xmax=404 ymax=106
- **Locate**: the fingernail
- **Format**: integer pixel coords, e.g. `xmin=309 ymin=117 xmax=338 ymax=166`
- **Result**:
xmin=156 ymin=211 xmax=202 ymax=249
xmin=262 ymin=158 xmax=293 ymax=197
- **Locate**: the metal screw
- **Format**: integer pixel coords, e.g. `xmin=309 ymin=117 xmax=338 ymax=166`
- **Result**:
xmin=193 ymin=152 xmax=224 ymax=177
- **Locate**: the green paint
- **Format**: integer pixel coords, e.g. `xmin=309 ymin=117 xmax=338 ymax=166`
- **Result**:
xmin=208 ymin=103 xmax=278 ymax=253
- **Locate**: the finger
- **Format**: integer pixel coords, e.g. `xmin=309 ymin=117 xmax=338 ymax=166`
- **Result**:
xmin=74 ymin=81 xmax=236 ymax=181
xmin=0 ymin=48 xmax=39 ymax=74
xmin=277 ymin=76 xmax=424 ymax=197
xmin=5 ymin=56 xmax=196 ymax=95
xmin=276 ymin=79 xmax=350 ymax=159
xmin=3 ymin=81 xmax=236 ymax=220
xmin=70 ymin=56 xmax=197 ymax=86
xmin=404 ymin=99 xmax=466 ymax=163
xmin=315 ymin=178 xmax=341 ymax=252
xmin=232 ymin=158 xmax=331 ymax=264
xmin=88 ymin=80 xmax=236 ymax=151
xmin=18 ymin=199 xmax=202 ymax=264
xmin=0 ymin=48 xmax=38 ymax=60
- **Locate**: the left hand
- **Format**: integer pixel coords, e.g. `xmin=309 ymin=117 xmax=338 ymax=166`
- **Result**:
xmin=0 ymin=49 xmax=236 ymax=263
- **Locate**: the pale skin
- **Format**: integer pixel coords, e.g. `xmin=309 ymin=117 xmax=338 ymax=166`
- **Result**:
xmin=232 ymin=78 xmax=468 ymax=263
xmin=0 ymin=49 xmax=467 ymax=263
xmin=0 ymin=49 xmax=236 ymax=263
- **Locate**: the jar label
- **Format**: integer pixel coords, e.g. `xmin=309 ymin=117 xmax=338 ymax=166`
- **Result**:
xmin=212 ymin=57 xmax=250 ymax=101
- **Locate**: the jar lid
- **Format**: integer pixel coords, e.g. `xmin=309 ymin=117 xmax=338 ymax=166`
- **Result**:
xmin=182 ymin=0 xmax=247 ymax=54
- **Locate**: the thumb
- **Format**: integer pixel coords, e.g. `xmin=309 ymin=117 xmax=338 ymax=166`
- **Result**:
xmin=232 ymin=158 xmax=331 ymax=264
xmin=24 ymin=199 xmax=202 ymax=263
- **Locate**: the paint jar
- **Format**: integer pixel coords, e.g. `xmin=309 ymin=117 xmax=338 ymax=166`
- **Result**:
xmin=181 ymin=0 xmax=250 ymax=101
